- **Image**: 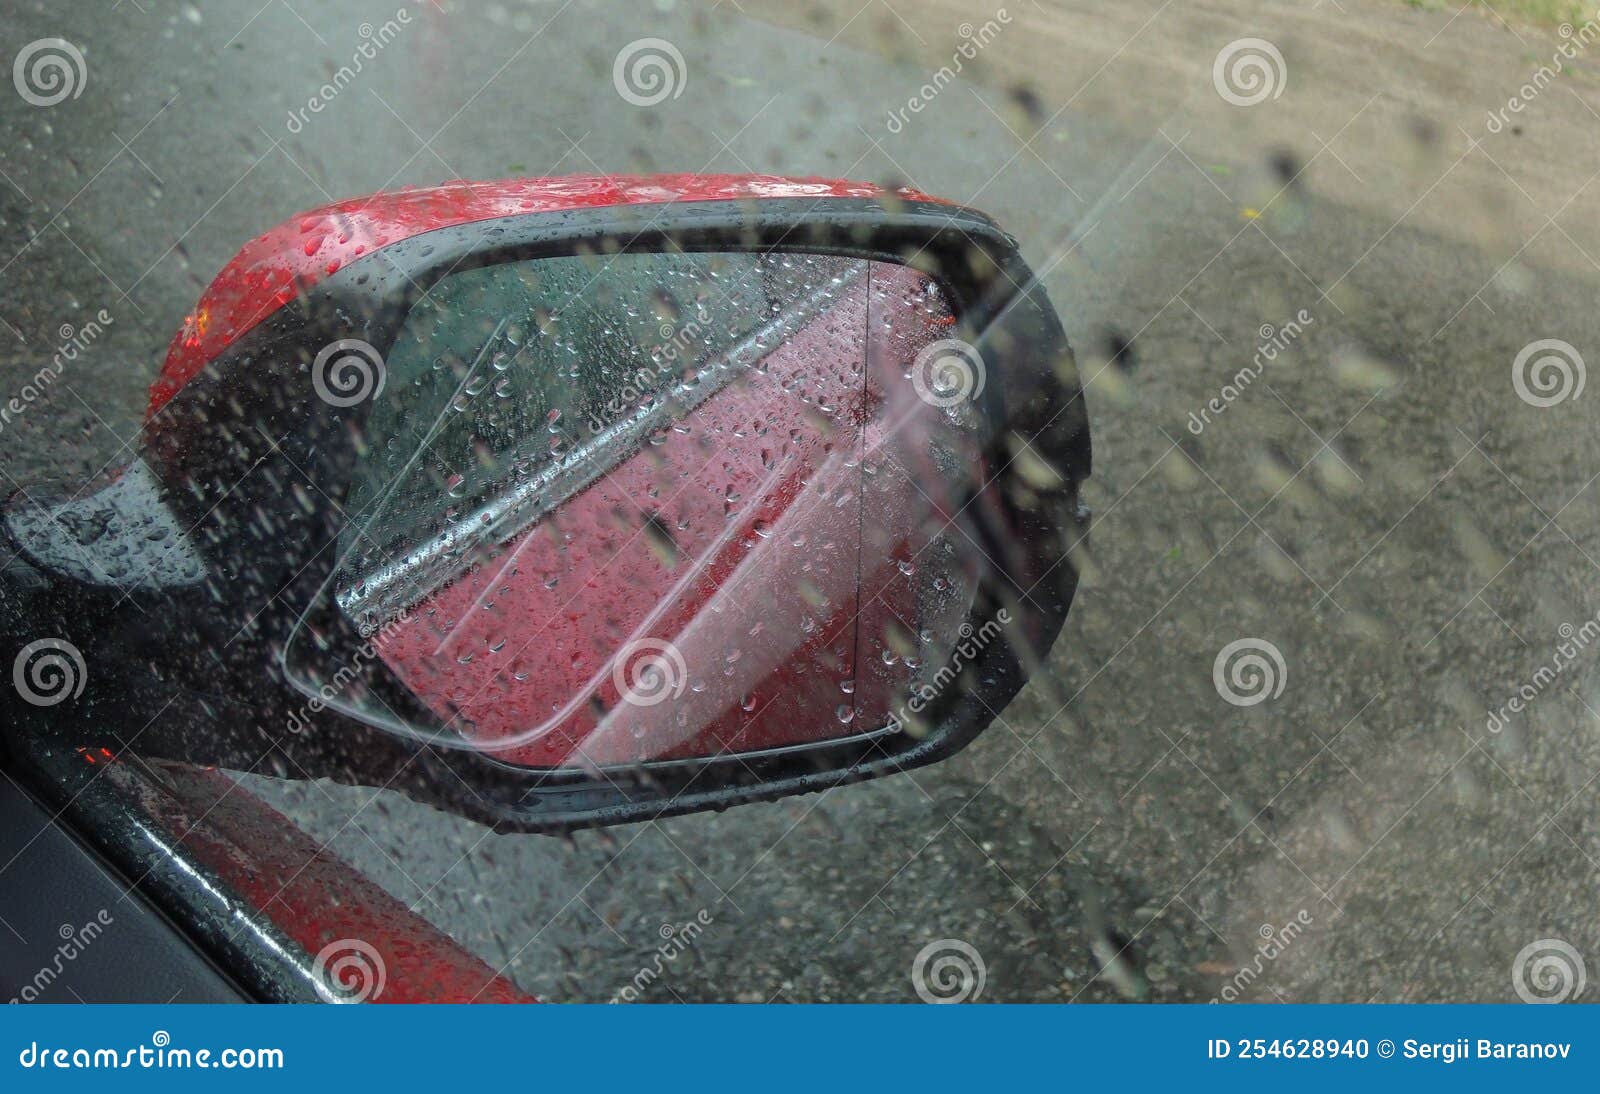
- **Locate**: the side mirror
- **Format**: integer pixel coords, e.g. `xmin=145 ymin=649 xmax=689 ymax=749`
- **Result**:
xmin=4 ymin=176 xmax=1090 ymax=832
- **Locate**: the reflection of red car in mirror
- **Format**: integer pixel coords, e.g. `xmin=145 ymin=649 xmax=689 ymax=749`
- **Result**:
xmin=358 ymin=256 xmax=974 ymax=769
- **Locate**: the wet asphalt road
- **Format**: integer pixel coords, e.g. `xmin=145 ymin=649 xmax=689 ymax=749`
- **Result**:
xmin=3 ymin=0 xmax=1600 ymax=1002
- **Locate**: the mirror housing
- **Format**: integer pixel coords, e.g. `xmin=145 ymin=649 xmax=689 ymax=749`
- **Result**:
xmin=2 ymin=175 xmax=1090 ymax=833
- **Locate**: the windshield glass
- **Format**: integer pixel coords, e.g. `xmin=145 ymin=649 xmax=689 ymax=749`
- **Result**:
xmin=2 ymin=0 xmax=1596 ymax=1007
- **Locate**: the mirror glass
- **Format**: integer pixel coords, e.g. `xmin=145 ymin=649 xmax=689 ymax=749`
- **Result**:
xmin=301 ymin=250 xmax=996 ymax=770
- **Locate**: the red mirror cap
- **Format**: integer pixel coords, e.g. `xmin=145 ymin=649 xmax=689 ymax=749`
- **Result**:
xmin=145 ymin=174 xmax=953 ymax=418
